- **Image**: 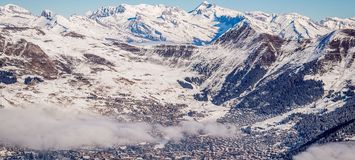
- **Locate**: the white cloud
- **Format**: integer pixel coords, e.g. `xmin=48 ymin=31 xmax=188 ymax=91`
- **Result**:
xmin=293 ymin=142 xmax=355 ymax=160
xmin=0 ymin=105 xmax=239 ymax=150
xmin=0 ymin=106 xmax=155 ymax=150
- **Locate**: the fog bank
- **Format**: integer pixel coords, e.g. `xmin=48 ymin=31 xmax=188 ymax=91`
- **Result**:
xmin=0 ymin=106 xmax=239 ymax=150
xmin=294 ymin=142 xmax=355 ymax=160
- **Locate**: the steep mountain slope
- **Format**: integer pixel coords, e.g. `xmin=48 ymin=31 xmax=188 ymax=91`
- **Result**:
xmin=186 ymin=23 xmax=354 ymax=158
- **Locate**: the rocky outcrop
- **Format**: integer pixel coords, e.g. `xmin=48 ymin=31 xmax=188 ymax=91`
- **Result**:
xmin=41 ymin=9 xmax=54 ymax=20
xmin=63 ymin=32 xmax=85 ymax=39
xmin=112 ymin=42 xmax=141 ymax=53
xmin=1 ymin=38 xmax=58 ymax=79
xmin=83 ymin=54 xmax=114 ymax=66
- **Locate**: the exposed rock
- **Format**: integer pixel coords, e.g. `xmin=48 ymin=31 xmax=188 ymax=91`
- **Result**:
xmin=2 ymin=39 xmax=58 ymax=79
xmin=89 ymin=5 xmax=126 ymax=18
xmin=112 ymin=42 xmax=141 ymax=53
xmin=24 ymin=76 xmax=44 ymax=85
xmin=214 ymin=21 xmax=254 ymax=46
xmin=2 ymin=26 xmax=45 ymax=35
xmin=318 ymin=29 xmax=355 ymax=69
xmin=83 ymin=54 xmax=114 ymax=66
xmin=41 ymin=9 xmax=54 ymax=20
xmin=63 ymin=32 xmax=85 ymax=39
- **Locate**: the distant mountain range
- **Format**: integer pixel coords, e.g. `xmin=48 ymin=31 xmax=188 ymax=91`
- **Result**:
xmin=1 ymin=1 xmax=354 ymax=44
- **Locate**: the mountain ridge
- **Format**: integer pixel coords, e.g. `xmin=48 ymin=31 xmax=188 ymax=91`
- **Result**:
xmin=1 ymin=2 xmax=354 ymax=44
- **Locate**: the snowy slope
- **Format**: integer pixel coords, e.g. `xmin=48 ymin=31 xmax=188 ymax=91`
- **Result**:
xmin=321 ymin=17 xmax=355 ymax=30
xmin=244 ymin=12 xmax=330 ymax=40
xmin=0 ymin=15 xmax=227 ymax=124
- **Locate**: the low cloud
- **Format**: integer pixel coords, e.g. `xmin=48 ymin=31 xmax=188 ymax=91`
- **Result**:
xmin=294 ymin=142 xmax=355 ymax=160
xmin=0 ymin=106 xmax=239 ymax=150
xmin=159 ymin=121 xmax=238 ymax=141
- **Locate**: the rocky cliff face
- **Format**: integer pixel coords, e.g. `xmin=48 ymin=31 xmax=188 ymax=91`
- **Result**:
xmin=0 ymin=36 xmax=58 ymax=79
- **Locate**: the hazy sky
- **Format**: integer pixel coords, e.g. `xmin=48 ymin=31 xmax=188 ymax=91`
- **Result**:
xmin=0 ymin=0 xmax=354 ymax=21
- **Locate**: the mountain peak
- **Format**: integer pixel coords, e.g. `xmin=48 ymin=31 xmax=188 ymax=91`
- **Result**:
xmin=196 ymin=1 xmax=215 ymax=10
xmin=190 ymin=1 xmax=216 ymax=14
xmin=283 ymin=12 xmax=310 ymax=20
xmin=41 ymin=9 xmax=54 ymax=20
xmin=201 ymin=1 xmax=212 ymax=5
xmin=0 ymin=4 xmax=31 ymax=15
xmin=90 ymin=5 xmax=126 ymax=18
xmin=321 ymin=17 xmax=355 ymax=30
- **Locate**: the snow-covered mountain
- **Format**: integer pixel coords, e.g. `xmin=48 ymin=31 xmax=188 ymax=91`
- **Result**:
xmin=321 ymin=17 xmax=355 ymax=30
xmin=0 ymin=1 xmax=354 ymax=159
xmin=40 ymin=9 xmax=54 ymax=20
xmin=0 ymin=4 xmax=31 ymax=15
xmin=244 ymin=12 xmax=330 ymax=40
xmin=0 ymin=2 xmax=353 ymax=45
xmin=85 ymin=1 xmax=353 ymax=43
xmin=87 ymin=1 xmax=244 ymax=44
